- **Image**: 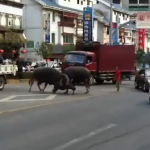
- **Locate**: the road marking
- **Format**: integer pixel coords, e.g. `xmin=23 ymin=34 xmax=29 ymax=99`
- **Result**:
xmin=0 ymin=94 xmax=105 ymax=114
xmin=0 ymin=94 xmax=56 ymax=102
xmin=0 ymin=95 xmax=16 ymax=101
xmin=52 ymin=124 xmax=117 ymax=150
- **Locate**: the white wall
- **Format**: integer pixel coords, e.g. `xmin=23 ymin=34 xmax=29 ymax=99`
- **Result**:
xmin=22 ymin=0 xmax=43 ymax=60
xmin=93 ymin=3 xmax=130 ymax=25
xmin=57 ymin=0 xmax=94 ymax=11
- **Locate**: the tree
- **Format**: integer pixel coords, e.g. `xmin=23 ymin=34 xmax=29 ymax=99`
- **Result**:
xmin=35 ymin=42 xmax=53 ymax=58
xmin=135 ymin=49 xmax=146 ymax=64
xmin=62 ymin=44 xmax=75 ymax=54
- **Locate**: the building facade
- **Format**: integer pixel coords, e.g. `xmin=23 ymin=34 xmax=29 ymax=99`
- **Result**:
xmin=105 ymin=0 xmax=150 ymax=11
xmin=0 ymin=0 xmax=26 ymax=58
xmin=22 ymin=0 xmax=107 ymax=60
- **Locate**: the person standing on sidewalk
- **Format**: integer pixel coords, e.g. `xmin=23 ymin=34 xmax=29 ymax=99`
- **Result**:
xmin=114 ymin=67 xmax=121 ymax=92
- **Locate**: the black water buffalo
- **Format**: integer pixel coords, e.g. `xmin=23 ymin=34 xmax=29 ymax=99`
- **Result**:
xmin=62 ymin=66 xmax=91 ymax=94
xmin=28 ymin=67 xmax=75 ymax=93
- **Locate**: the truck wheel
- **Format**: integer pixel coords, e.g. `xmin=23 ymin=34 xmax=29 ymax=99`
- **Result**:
xmin=0 ymin=77 xmax=5 ymax=91
xmin=96 ymin=79 xmax=104 ymax=84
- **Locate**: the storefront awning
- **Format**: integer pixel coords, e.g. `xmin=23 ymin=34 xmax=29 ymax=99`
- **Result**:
xmin=5 ymin=32 xmax=27 ymax=43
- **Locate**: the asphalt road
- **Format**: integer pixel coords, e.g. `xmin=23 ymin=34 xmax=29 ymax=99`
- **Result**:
xmin=0 ymin=81 xmax=150 ymax=150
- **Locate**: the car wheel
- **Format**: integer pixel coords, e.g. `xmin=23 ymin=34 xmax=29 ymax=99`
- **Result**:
xmin=134 ymin=80 xmax=139 ymax=89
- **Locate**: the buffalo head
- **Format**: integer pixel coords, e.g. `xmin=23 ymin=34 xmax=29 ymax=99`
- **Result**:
xmin=59 ymin=74 xmax=69 ymax=86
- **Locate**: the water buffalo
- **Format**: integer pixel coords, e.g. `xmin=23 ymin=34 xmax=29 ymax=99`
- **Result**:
xmin=62 ymin=66 xmax=91 ymax=94
xmin=28 ymin=67 xmax=75 ymax=93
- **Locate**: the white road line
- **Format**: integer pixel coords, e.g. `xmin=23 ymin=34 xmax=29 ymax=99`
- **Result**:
xmin=0 ymin=94 xmax=57 ymax=102
xmin=0 ymin=95 xmax=16 ymax=101
xmin=52 ymin=124 xmax=117 ymax=150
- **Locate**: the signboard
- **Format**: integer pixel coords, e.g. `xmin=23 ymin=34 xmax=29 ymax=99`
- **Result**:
xmin=138 ymin=29 xmax=145 ymax=50
xmin=136 ymin=12 xmax=150 ymax=28
xmin=83 ymin=7 xmax=93 ymax=42
xmin=112 ymin=23 xmax=119 ymax=45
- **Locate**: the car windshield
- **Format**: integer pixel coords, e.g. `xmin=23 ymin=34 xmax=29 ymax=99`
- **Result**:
xmin=64 ymin=54 xmax=85 ymax=64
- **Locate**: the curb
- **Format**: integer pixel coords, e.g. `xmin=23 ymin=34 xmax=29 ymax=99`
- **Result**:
xmin=7 ymin=79 xmax=29 ymax=84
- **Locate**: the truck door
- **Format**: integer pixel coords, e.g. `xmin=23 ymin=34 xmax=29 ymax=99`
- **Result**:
xmin=86 ymin=55 xmax=96 ymax=71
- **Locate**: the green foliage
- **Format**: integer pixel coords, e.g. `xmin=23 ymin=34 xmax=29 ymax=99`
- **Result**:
xmin=35 ymin=42 xmax=53 ymax=58
xmin=135 ymin=49 xmax=146 ymax=64
xmin=62 ymin=44 xmax=75 ymax=54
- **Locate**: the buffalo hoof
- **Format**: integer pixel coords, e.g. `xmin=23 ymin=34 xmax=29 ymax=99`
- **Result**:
xmin=52 ymin=89 xmax=56 ymax=94
xmin=63 ymin=92 xmax=68 ymax=94
xmin=84 ymin=91 xmax=89 ymax=94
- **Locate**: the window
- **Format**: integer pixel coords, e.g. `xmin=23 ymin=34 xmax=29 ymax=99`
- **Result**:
xmin=112 ymin=0 xmax=120 ymax=4
xmin=139 ymin=0 xmax=148 ymax=4
xmin=52 ymin=12 xmax=55 ymax=22
xmin=87 ymin=0 xmax=90 ymax=5
xmin=129 ymin=0 xmax=138 ymax=4
xmin=87 ymin=56 xmax=92 ymax=64
xmin=52 ymin=33 xmax=55 ymax=44
xmin=63 ymin=35 xmax=73 ymax=43
xmin=81 ymin=1 xmax=83 ymax=5
xmin=77 ymin=0 xmax=79 ymax=4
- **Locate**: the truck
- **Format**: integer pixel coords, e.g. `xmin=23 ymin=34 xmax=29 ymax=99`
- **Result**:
xmin=61 ymin=42 xmax=135 ymax=84
xmin=0 ymin=64 xmax=18 ymax=90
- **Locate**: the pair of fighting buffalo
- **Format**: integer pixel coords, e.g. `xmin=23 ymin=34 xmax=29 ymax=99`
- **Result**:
xmin=29 ymin=66 xmax=91 ymax=94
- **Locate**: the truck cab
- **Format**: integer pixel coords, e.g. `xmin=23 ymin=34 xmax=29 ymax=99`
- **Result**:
xmin=62 ymin=51 xmax=97 ymax=72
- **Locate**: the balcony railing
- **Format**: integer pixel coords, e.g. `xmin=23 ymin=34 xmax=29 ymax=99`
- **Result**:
xmin=8 ymin=25 xmax=22 ymax=30
xmin=128 ymin=8 xmax=150 ymax=11
xmin=58 ymin=21 xmax=75 ymax=27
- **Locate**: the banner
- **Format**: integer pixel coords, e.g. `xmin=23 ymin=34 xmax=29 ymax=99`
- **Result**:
xmin=112 ymin=22 xmax=119 ymax=45
xmin=138 ymin=29 xmax=145 ymax=50
xmin=136 ymin=12 xmax=150 ymax=29
xmin=83 ymin=7 xmax=93 ymax=42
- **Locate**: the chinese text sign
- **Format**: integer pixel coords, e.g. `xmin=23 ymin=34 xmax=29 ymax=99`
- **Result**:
xmin=138 ymin=29 xmax=145 ymax=50
xmin=83 ymin=7 xmax=93 ymax=42
xmin=136 ymin=12 xmax=150 ymax=29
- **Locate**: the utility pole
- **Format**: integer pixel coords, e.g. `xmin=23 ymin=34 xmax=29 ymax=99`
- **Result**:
xmin=109 ymin=0 xmax=113 ymax=45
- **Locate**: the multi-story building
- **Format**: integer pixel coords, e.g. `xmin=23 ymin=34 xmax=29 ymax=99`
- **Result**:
xmin=94 ymin=0 xmax=131 ymax=44
xmin=106 ymin=0 xmax=150 ymax=11
xmin=0 ymin=0 xmax=26 ymax=58
xmin=22 ymin=0 xmax=109 ymax=60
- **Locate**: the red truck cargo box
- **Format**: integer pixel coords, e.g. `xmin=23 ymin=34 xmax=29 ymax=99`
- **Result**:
xmin=99 ymin=45 xmax=135 ymax=72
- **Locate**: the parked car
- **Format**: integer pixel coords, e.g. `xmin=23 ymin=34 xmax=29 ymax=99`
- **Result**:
xmin=134 ymin=68 xmax=150 ymax=92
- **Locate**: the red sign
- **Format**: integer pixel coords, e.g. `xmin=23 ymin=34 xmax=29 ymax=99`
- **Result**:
xmin=138 ymin=29 xmax=145 ymax=50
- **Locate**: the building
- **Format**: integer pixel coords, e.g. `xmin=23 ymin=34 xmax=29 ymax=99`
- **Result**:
xmin=106 ymin=0 xmax=150 ymax=11
xmin=0 ymin=0 xmax=26 ymax=58
xmin=94 ymin=0 xmax=131 ymax=44
xmin=22 ymin=0 xmax=109 ymax=60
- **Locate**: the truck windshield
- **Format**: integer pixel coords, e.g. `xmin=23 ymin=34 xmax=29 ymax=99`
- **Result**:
xmin=64 ymin=54 xmax=85 ymax=64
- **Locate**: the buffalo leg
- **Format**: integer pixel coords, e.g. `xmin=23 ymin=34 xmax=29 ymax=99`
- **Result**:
xmin=37 ymin=82 xmax=42 ymax=91
xmin=52 ymin=84 xmax=58 ymax=94
xmin=84 ymin=79 xmax=89 ymax=94
xmin=42 ymin=83 xmax=48 ymax=92
xmin=29 ymin=79 xmax=34 ymax=92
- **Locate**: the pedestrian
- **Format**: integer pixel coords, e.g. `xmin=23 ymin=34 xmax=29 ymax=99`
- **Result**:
xmin=0 ymin=53 xmax=4 ymax=64
xmin=114 ymin=67 xmax=121 ymax=92
xmin=16 ymin=56 xmax=23 ymax=81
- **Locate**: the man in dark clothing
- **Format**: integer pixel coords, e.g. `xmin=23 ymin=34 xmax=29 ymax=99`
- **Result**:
xmin=114 ymin=67 xmax=121 ymax=92
xmin=0 ymin=54 xmax=4 ymax=64
xmin=16 ymin=56 xmax=23 ymax=80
